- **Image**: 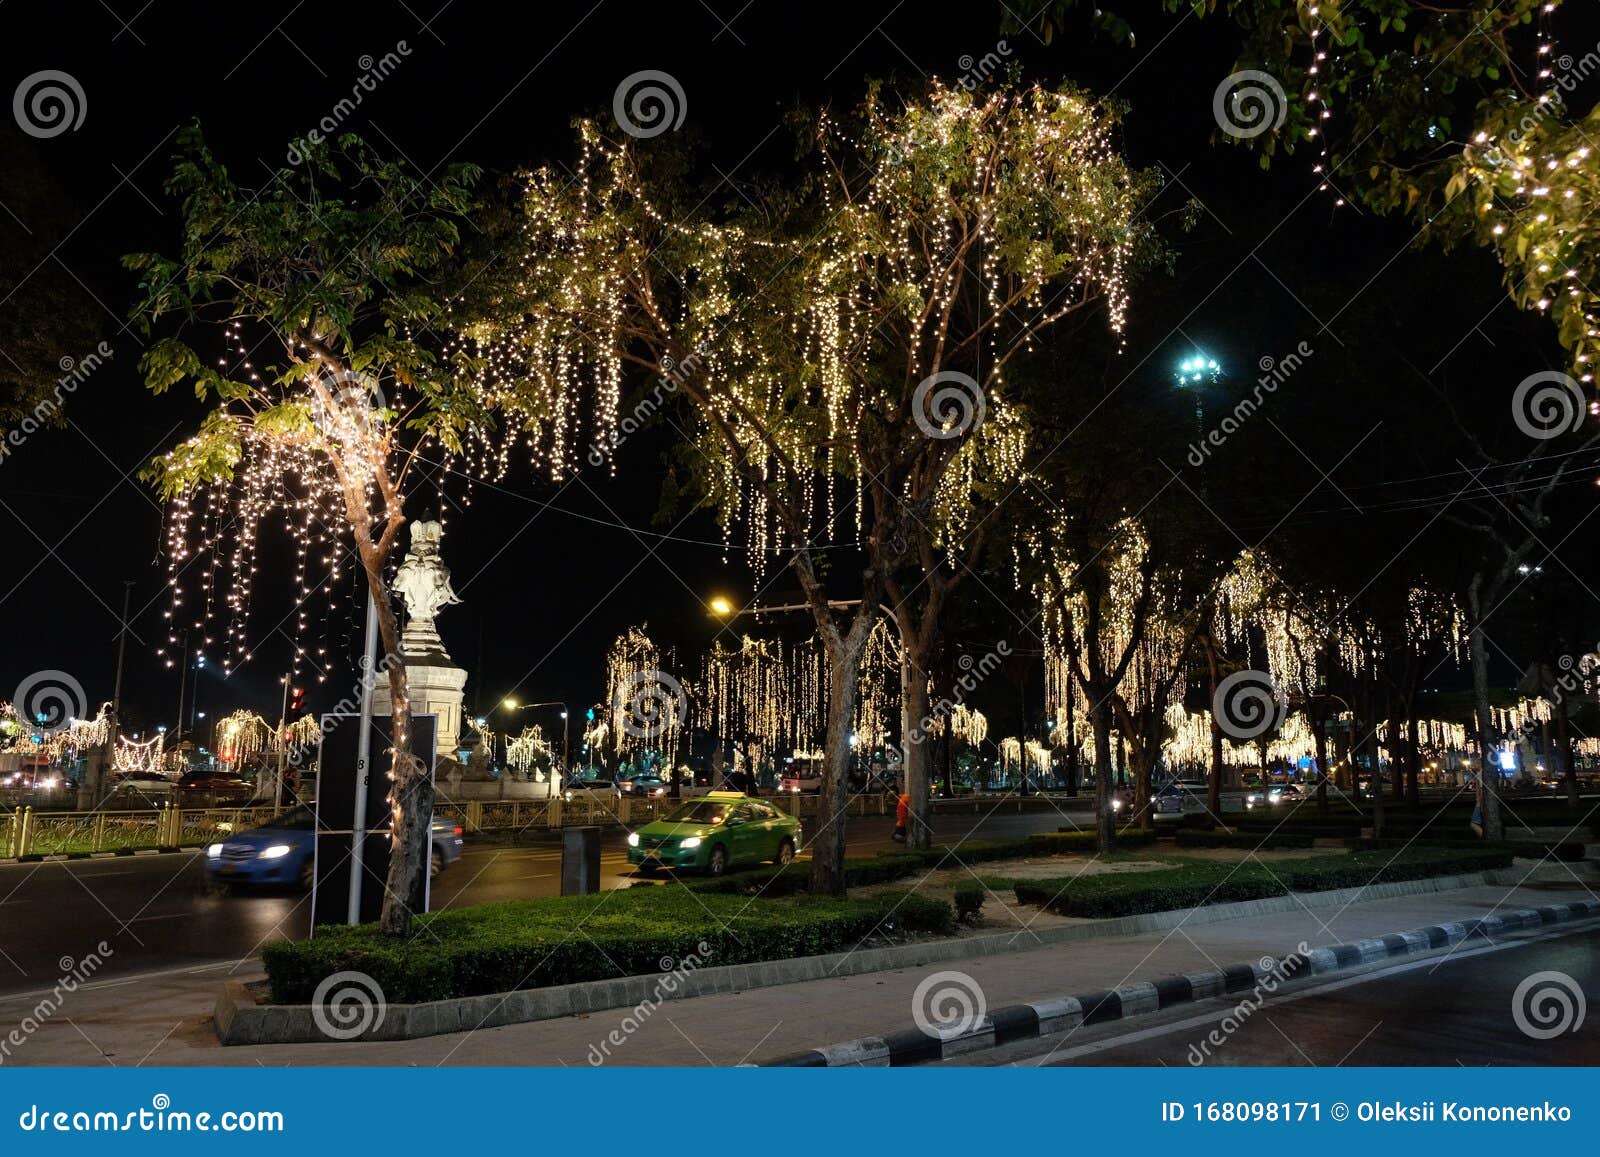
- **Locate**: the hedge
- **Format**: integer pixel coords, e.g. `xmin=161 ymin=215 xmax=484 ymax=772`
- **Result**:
xmin=953 ymin=885 xmax=986 ymax=923
xmin=264 ymin=887 xmax=954 ymax=1005
xmin=1344 ymin=837 xmax=1589 ymax=862
xmin=1012 ymin=847 xmax=1515 ymax=919
xmin=689 ymin=830 xmax=1158 ymax=896
xmin=1173 ymin=829 xmax=1315 ymax=850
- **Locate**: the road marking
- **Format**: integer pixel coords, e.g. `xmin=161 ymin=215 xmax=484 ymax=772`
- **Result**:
xmin=128 ymin=913 xmax=191 ymax=923
xmin=997 ymin=919 xmax=1600 ymax=1065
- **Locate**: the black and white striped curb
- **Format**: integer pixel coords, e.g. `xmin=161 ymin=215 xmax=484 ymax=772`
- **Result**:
xmin=761 ymin=898 xmax=1600 ymax=1066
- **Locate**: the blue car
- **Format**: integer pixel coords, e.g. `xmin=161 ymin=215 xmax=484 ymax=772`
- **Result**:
xmin=204 ymin=805 xmax=464 ymax=889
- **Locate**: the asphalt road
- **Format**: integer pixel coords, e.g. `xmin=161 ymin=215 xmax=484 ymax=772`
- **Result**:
xmin=964 ymin=922 xmax=1600 ymax=1067
xmin=0 ymin=806 xmax=1086 ymax=995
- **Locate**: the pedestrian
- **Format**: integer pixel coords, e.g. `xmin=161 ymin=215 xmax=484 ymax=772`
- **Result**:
xmin=893 ymin=792 xmax=910 ymax=843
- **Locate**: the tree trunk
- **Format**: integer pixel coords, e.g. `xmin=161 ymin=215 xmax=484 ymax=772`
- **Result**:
xmin=1405 ymin=712 xmax=1421 ymax=810
xmin=809 ymin=626 xmax=869 ymax=897
xmin=1313 ymin=718 xmax=1329 ymax=815
xmin=1091 ymin=695 xmax=1116 ymax=853
xmin=1557 ymin=706 xmax=1578 ymax=809
xmin=1205 ymin=637 xmax=1224 ymax=819
xmin=1467 ymin=617 xmax=1504 ymax=840
xmin=374 ymin=574 xmax=430 ymax=938
xmin=899 ymin=634 xmax=934 ymax=851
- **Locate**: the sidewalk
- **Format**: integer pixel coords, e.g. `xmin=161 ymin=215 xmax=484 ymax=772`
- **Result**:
xmin=5 ymin=873 xmax=1594 ymax=1067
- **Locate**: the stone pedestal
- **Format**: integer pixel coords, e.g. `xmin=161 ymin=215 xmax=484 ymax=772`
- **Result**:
xmin=375 ymin=662 xmax=467 ymax=759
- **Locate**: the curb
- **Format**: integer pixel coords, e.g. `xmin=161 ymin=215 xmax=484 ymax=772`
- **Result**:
xmin=759 ymin=898 xmax=1600 ymax=1066
xmin=219 ymin=864 xmax=1543 ymax=1046
xmin=0 ymin=848 xmax=176 ymax=865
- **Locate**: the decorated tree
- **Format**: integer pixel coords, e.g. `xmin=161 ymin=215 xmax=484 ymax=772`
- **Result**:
xmin=127 ymin=126 xmax=482 ymax=936
xmin=1015 ymin=0 xmax=1600 ymax=386
xmin=467 ymin=81 xmax=1156 ymax=885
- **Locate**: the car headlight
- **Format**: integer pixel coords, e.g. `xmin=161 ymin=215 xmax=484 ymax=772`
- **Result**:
xmin=627 ymin=833 xmax=640 ymax=847
xmin=259 ymin=844 xmax=292 ymax=859
xmin=564 ymin=791 xmax=573 ymax=801
xmin=206 ymin=843 xmax=223 ymax=858
xmin=1111 ymin=799 xmax=1122 ymax=811
xmin=680 ymin=836 xmax=702 ymax=849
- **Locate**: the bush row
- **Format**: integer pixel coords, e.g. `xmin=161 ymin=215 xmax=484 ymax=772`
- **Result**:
xmin=688 ymin=829 xmax=1158 ymax=896
xmin=1172 ymin=829 xmax=1315 ymax=850
xmin=264 ymin=887 xmax=954 ymax=1005
xmin=1343 ymin=837 xmax=1589 ymax=862
xmin=1012 ymin=847 xmax=1515 ymax=920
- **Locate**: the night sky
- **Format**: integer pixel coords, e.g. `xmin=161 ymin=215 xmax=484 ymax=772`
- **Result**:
xmin=1 ymin=1 xmax=1593 ymax=741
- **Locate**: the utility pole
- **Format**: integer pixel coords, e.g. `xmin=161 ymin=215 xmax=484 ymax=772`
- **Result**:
xmin=274 ymin=674 xmax=291 ymax=810
xmin=348 ymin=588 xmax=379 ymax=925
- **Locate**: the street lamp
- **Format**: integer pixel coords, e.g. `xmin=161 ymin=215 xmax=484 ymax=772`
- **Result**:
xmin=708 ymin=595 xmax=734 ymax=617
xmin=500 ymin=698 xmax=570 ymax=780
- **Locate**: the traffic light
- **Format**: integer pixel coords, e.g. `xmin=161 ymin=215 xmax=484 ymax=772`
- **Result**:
xmin=289 ymin=686 xmax=305 ymax=712
xmin=586 ymin=707 xmax=596 ymax=722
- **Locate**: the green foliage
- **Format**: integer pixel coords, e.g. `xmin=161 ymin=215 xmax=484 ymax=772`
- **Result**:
xmin=263 ymin=886 xmax=954 ymax=1004
xmin=953 ymin=885 xmax=987 ymax=923
xmin=1008 ymin=1 xmax=1600 ymax=375
xmin=1013 ymin=847 xmax=1515 ymax=917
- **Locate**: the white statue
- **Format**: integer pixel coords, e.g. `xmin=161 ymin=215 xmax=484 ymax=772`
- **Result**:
xmin=393 ymin=520 xmax=461 ymax=662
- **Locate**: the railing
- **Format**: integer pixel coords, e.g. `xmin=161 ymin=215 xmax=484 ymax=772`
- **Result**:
xmin=3 ymin=791 xmax=1054 ymax=857
xmin=3 ymin=804 xmax=278 ymax=858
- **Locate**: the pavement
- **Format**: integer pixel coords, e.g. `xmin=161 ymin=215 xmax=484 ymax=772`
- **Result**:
xmin=3 ymin=869 xmax=1595 ymax=1067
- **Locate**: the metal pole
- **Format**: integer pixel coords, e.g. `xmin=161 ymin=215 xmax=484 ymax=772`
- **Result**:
xmin=347 ymin=588 xmax=379 ymax=925
xmin=175 ymin=628 xmax=188 ymax=737
xmin=274 ymin=675 xmax=290 ymax=811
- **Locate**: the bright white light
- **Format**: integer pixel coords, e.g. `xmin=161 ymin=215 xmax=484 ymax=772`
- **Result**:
xmin=681 ymin=836 xmax=703 ymax=849
xmin=259 ymin=844 xmax=292 ymax=859
xmin=627 ymin=833 xmax=640 ymax=847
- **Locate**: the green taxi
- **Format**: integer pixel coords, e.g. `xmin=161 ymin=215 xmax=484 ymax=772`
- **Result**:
xmin=626 ymin=792 xmax=801 ymax=875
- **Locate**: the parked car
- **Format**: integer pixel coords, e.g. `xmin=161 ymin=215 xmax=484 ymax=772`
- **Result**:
xmin=627 ymin=792 xmax=801 ymax=876
xmin=205 ymin=806 xmax=464 ymax=889
xmin=617 ymin=773 xmax=669 ymax=798
xmin=1153 ymin=780 xmax=1209 ymax=815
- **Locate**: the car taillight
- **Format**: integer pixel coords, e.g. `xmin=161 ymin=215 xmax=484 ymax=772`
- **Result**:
xmin=453 ymin=826 xmax=463 ymax=836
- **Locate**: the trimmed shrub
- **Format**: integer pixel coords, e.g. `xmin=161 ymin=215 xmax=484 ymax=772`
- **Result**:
xmin=1344 ymin=837 xmax=1588 ymax=862
xmin=1012 ymin=848 xmax=1515 ymax=919
xmin=1173 ymin=829 xmax=1315 ymax=850
xmin=264 ymin=887 xmax=954 ymax=1005
xmin=952 ymin=885 xmax=986 ymax=923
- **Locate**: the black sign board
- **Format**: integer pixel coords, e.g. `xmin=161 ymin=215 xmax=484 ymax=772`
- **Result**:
xmin=312 ymin=712 xmax=436 ymax=931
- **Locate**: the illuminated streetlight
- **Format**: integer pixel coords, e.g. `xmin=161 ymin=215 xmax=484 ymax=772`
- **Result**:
xmin=502 ymin=697 xmax=518 ymax=710
xmin=709 ymin=595 xmax=734 ymax=616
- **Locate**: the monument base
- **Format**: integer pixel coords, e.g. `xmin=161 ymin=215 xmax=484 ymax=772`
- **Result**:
xmin=374 ymin=662 xmax=467 ymax=759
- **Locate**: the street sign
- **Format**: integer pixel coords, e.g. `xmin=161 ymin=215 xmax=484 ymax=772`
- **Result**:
xmin=311 ymin=712 xmax=437 ymax=932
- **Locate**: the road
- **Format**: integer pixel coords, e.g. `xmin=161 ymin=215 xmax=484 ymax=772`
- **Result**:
xmin=962 ymin=922 xmax=1600 ymax=1067
xmin=0 ymin=805 xmax=1086 ymax=995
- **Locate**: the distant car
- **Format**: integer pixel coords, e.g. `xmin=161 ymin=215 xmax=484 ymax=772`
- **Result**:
xmin=563 ymin=778 xmax=619 ymax=801
xmin=617 ymin=774 xmax=669 ymax=798
xmin=178 ymin=771 xmax=255 ymax=800
xmin=627 ymin=792 xmax=801 ymax=876
xmin=1154 ymin=781 xmax=1209 ymax=815
xmin=1247 ymin=783 xmax=1304 ymax=808
xmin=109 ymin=772 xmax=173 ymax=805
xmin=779 ymin=758 xmax=823 ymax=793
xmin=205 ymin=806 xmax=464 ymax=889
